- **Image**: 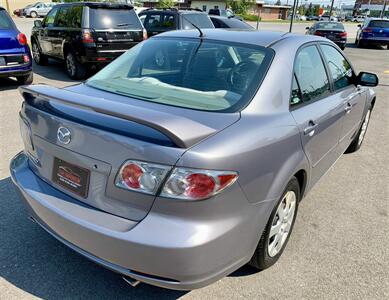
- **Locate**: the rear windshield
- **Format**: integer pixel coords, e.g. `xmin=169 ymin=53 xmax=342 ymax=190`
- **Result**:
xmin=368 ymin=20 xmax=389 ymax=28
xmin=316 ymin=22 xmax=344 ymax=30
xmin=87 ymin=38 xmax=273 ymax=112
xmin=89 ymin=8 xmax=142 ymax=29
xmin=0 ymin=10 xmax=15 ymax=30
xmin=182 ymin=14 xmax=214 ymax=29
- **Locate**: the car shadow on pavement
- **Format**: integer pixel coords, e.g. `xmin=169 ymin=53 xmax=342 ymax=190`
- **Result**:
xmin=0 ymin=177 xmax=187 ymax=299
xmin=0 ymin=78 xmax=22 ymax=92
xmin=32 ymin=60 xmax=79 ymax=84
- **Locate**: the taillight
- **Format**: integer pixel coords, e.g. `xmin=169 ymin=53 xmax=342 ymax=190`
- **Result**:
xmin=17 ymin=33 xmax=27 ymax=45
xmin=115 ymin=161 xmax=238 ymax=200
xmin=161 ymin=168 xmax=238 ymax=200
xmin=363 ymin=28 xmax=373 ymax=33
xmin=23 ymin=54 xmax=30 ymax=63
xmin=82 ymin=30 xmax=94 ymax=43
xmin=115 ymin=160 xmax=171 ymax=195
xmin=338 ymin=32 xmax=347 ymax=37
xmin=314 ymin=31 xmax=323 ymax=36
xmin=143 ymin=28 xmax=148 ymax=40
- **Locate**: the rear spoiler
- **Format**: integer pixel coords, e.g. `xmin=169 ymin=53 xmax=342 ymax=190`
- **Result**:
xmin=19 ymin=85 xmax=217 ymax=148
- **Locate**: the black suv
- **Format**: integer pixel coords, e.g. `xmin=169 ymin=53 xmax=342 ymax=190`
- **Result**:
xmin=31 ymin=2 xmax=146 ymax=79
xmin=138 ymin=8 xmax=214 ymax=37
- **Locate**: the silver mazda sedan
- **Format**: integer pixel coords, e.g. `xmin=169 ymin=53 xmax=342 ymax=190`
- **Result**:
xmin=10 ymin=29 xmax=378 ymax=290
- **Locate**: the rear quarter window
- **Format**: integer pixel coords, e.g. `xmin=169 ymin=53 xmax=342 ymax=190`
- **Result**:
xmin=0 ymin=10 xmax=15 ymax=29
xmin=182 ymin=14 xmax=214 ymax=29
xmin=89 ymin=8 xmax=142 ymax=30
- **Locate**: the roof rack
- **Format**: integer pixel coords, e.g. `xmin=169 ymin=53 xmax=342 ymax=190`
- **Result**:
xmin=143 ymin=7 xmax=204 ymax=13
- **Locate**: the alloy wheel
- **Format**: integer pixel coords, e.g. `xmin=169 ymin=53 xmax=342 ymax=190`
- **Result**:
xmin=66 ymin=54 xmax=76 ymax=77
xmin=32 ymin=43 xmax=40 ymax=63
xmin=268 ymin=191 xmax=297 ymax=257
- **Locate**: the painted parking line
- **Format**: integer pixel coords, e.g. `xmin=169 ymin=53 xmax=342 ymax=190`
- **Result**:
xmin=384 ymin=70 xmax=389 ymax=74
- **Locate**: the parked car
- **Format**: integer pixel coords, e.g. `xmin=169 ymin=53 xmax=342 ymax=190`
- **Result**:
xmin=139 ymin=8 xmax=214 ymax=38
xmin=24 ymin=2 xmax=56 ymax=18
xmin=208 ymin=8 xmax=243 ymax=21
xmin=210 ymin=15 xmax=253 ymax=29
xmin=356 ymin=18 xmax=389 ymax=49
xmin=31 ymin=2 xmax=146 ymax=79
xmin=345 ymin=15 xmax=354 ymax=22
xmin=352 ymin=15 xmax=365 ymax=22
xmin=306 ymin=21 xmax=347 ymax=50
xmin=0 ymin=7 xmax=33 ymax=84
xmin=11 ymin=29 xmax=378 ymax=290
xmin=306 ymin=15 xmax=319 ymax=21
xmin=319 ymin=15 xmax=338 ymax=22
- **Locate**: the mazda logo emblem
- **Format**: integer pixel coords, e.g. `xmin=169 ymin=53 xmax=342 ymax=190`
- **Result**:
xmin=57 ymin=127 xmax=71 ymax=145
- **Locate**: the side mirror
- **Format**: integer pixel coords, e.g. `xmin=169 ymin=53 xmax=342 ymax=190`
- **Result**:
xmin=34 ymin=20 xmax=42 ymax=28
xmin=357 ymin=72 xmax=379 ymax=87
xmin=305 ymin=26 xmax=310 ymax=30
xmin=357 ymin=24 xmax=362 ymax=28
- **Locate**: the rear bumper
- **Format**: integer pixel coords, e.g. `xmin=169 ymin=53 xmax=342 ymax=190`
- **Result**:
xmin=0 ymin=66 xmax=32 ymax=78
xmin=10 ymin=151 xmax=270 ymax=290
xmin=360 ymin=36 xmax=389 ymax=44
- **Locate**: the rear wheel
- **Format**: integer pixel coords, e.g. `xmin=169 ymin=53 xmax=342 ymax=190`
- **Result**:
xmin=345 ymin=107 xmax=372 ymax=153
xmin=16 ymin=72 xmax=33 ymax=85
xmin=65 ymin=51 xmax=86 ymax=80
xmin=249 ymin=177 xmax=299 ymax=270
xmin=30 ymin=11 xmax=38 ymax=18
xmin=357 ymin=38 xmax=366 ymax=48
xmin=31 ymin=40 xmax=48 ymax=65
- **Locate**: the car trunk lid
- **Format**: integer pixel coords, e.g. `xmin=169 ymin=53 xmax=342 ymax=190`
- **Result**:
xmin=19 ymin=84 xmax=239 ymax=221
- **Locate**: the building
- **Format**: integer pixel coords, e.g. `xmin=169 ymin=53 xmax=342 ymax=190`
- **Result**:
xmin=191 ymin=1 xmax=226 ymax=12
xmin=249 ymin=1 xmax=291 ymax=20
xmin=353 ymin=0 xmax=389 ymax=16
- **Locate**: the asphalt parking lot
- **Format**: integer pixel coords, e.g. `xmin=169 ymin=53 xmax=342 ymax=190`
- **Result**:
xmin=0 ymin=18 xmax=388 ymax=299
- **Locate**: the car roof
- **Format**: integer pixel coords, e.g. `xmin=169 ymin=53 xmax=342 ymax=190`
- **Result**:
xmin=140 ymin=8 xmax=206 ymax=14
xmin=157 ymin=29 xmax=320 ymax=48
xmin=55 ymin=2 xmax=133 ymax=8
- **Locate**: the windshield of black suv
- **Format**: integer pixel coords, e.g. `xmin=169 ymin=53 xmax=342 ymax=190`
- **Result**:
xmin=368 ymin=20 xmax=389 ymax=28
xmin=0 ymin=9 xmax=15 ymax=29
xmin=89 ymin=8 xmax=142 ymax=29
xmin=182 ymin=14 xmax=214 ymax=29
xmin=87 ymin=38 xmax=273 ymax=112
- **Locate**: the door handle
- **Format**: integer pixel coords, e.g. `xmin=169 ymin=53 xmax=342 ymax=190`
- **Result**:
xmin=344 ymin=103 xmax=352 ymax=114
xmin=303 ymin=121 xmax=318 ymax=136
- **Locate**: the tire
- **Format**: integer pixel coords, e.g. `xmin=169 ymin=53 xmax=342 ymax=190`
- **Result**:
xmin=345 ymin=107 xmax=372 ymax=153
xmin=16 ymin=72 xmax=33 ymax=85
xmin=340 ymin=45 xmax=346 ymax=50
xmin=249 ymin=177 xmax=300 ymax=270
xmin=65 ymin=51 xmax=86 ymax=80
xmin=31 ymin=40 xmax=48 ymax=65
xmin=357 ymin=38 xmax=365 ymax=48
xmin=30 ymin=11 xmax=38 ymax=18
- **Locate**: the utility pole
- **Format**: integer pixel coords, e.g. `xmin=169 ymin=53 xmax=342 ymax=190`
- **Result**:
xmin=5 ymin=0 xmax=10 ymax=13
xmin=289 ymin=0 xmax=299 ymax=32
xmin=381 ymin=0 xmax=387 ymax=18
xmin=329 ymin=0 xmax=335 ymax=21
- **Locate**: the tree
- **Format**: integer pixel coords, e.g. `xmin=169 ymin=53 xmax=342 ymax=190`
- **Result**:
xmin=227 ymin=0 xmax=252 ymax=15
xmin=313 ymin=4 xmax=320 ymax=16
xmin=159 ymin=0 xmax=175 ymax=8
xmin=275 ymin=0 xmax=281 ymax=5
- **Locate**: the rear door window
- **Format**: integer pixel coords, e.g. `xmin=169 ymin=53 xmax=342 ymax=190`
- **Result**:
xmin=320 ymin=44 xmax=354 ymax=91
xmin=68 ymin=5 xmax=83 ymax=28
xmin=89 ymin=8 xmax=142 ymax=30
xmin=293 ymin=45 xmax=330 ymax=103
xmin=182 ymin=14 xmax=214 ymax=29
xmin=0 ymin=9 xmax=15 ymax=29
xmin=44 ymin=6 xmax=59 ymax=27
xmin=54 ymin=6 xmax=70 ymax=27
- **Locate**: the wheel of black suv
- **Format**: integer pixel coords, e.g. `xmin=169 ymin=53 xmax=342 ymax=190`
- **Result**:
xmin=31 ymin=40 xmax=48 ymax=65
xmin=16 ymin=72 xmax=33 ymax=85
xmin=345 ymin=107 xmax=372 ymax=153
xmin=249 ymin=177 xmax=300 ymax=270
xmin=65 ymin=51 xmax=86 ymax=80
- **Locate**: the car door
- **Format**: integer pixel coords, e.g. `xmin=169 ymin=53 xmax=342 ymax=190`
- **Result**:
xmin=319 ymin=43 xmax=367 ymax=153
xmin=39 ymin=6 xmax=59 ymax=55
xmin=50 ymin=5 xmax=70 ymax=58
xmin=290 ymin=44 xmax=345 ymax=186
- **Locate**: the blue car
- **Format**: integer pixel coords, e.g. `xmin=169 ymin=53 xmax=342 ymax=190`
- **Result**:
xmin=0 ymin=7 xmax=33 ymax=84
xmin=356 ymin=18 xmax=389 ymax=49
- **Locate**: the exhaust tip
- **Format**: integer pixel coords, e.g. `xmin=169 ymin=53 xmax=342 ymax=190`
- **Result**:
xmin=122 ymin=276 xmax=141 ymax=287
